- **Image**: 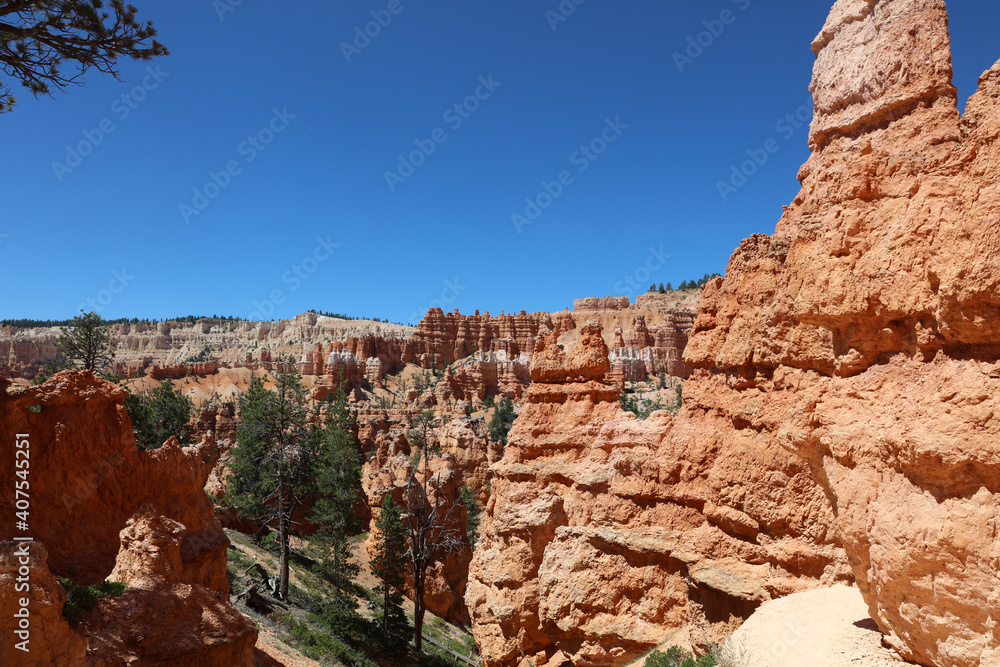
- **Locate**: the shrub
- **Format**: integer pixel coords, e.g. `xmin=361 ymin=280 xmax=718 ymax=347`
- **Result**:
xmin=621 ymin=392 xmax=664 ymax=420
xmin=124 ymin=379 xmax=194 ymax=449
xmin=644 ymin=646 xmax=718 ymax=667
xmin=488 ymin=394 xmax=517 ymax=445
xmin=59 ymin=578 xmax=127 ymax=623
xmin=288 ymin=621 xmax=377 ymax=666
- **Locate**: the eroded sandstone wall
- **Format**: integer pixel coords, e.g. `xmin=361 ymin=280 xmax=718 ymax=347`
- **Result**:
xmin=0 ymin=313 xmax=412 ymax=381
xmin=470 ymin=1 xmax=1000 ymax=665
xmin=467 ymin=326 xmax=847 ymax=667
xmin=0 ymin=372 xmax=258 ymax=665
xmin=686 ymin=0 xmax=1000 ymax=664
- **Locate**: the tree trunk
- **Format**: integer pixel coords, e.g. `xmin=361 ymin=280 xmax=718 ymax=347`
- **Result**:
xmin=277 ymin=456 xmax=289 ymax=601
xmin=414 ymin=576 xmax=424 ymax=651
xmin=279 ymin=513 xmax=290 ymax=601
xmin=382 ymin=576 xmax=390 ymax=639
xmin=415 ymin=603 xmax=424 ymax=651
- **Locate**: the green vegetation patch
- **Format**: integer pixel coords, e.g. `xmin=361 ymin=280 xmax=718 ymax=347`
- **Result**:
xmin=59 ymin=578 xmax=127 ymax=623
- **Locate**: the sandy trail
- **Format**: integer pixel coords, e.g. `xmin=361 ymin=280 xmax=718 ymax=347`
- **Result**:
xmin=727 ymin=585 xmax=916 ymax=667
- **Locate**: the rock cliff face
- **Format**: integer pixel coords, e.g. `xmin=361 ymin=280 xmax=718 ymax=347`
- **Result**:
xmin=470 ymin=2 xmax=1000 ymax=666
xmin=0 ymin=372 xmax=257 ymax=665
xmin=0 ymin=331 xmax=59 ymax=379
xmin=397 ymin=302 xmax=695 ymax=401
xmin=0 ymin=314 xmax=412 ymax=382
xmin=572 ymin=296 xmax=631 ymax=316
xmin=0 ymin=373 xmax=228 ymax=591
xmin=84 ymin=507 xmax=258 ymax=665
xmin=466 ymin=326 xmax=846 ymax=667
xmin=570 ymin=301 xmax=696 ymax=382
xmin=684 ymin=0 xmax=1000 ymax=665
xmin=0 ymin=541 xmax=89 ymax=666
xmin=401 ymin=309 xmax=564 ymax=369
xmin=610 ymin=312 xmax=696 ymax=381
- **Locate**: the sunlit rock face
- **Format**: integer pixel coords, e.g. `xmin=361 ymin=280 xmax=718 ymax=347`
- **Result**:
xmin=467 ymin=326 xmax=847 ymax=667
xmin=0 ymin=372 xmax=258 ymax=666
xmin=469 ymin=0 xmax=1000 ymax=665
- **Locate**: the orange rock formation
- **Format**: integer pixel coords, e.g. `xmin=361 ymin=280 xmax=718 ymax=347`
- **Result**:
xmin=0 ymin=372 xmax=258 ymax=665
xmin=684 ymin=0 xmax=1000 ymax=664
xmin=471 ymin=1 xmax=1000 ymax=665
xmin=466 ymin=326 xmax=846 ymax=666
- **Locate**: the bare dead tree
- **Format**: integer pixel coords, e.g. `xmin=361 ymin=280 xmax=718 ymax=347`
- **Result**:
xmin=234 ymin=563 xmax=289 ymax=614
xmin=403 ymin=414 xmax=465 ymax=652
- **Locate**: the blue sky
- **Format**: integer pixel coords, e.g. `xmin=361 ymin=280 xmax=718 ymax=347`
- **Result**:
xmin=3 ymin=1 xmax=999 ymax=325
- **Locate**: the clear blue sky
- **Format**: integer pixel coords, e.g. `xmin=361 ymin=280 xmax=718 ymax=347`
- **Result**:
xmin=3 ymin=1 xmax=999 ymax=325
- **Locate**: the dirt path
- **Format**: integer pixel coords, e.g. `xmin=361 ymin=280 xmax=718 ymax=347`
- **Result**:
xmin=729 ymin=585 xmax=915 ymax=667
xmin=255 ymin=625 xmax=326 ymax=667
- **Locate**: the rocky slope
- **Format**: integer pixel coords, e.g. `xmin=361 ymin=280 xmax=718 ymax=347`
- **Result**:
xmin=729 ymin=585 xmax=906 ymax=667
xmin=468 ymin=1 xmax=1000 ymax=666
xmin=0 ymin=372 xmax=259 ymax=665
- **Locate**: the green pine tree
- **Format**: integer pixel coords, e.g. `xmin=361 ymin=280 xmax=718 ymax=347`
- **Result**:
xmin=55 ymin=310 xmax=114 ymax=373
xmin=310 ymin=384 xmax=364 ymax=632
xmin=124 ymin=380 xmax=194 ymax=449
xmin=0 ymin=2 xmax=168 ymax=113
xmin=227 ymin=370 xmax=315 ymax=601
xmin=460 ymin=485 xmax=482 ymax=551
xmin=488 ymin=395 xmax=517 ymax=446
xmin=371 ymin=495 xmax=411 ymax=652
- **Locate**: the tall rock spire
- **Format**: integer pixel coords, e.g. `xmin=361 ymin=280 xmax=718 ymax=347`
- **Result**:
xmin=809 ymin=0 xmax=957 ymax=151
